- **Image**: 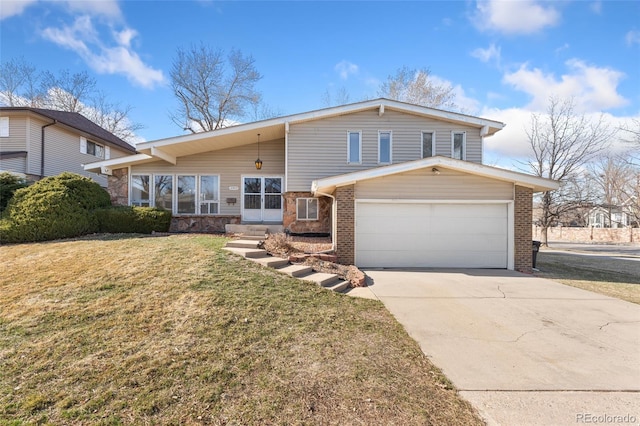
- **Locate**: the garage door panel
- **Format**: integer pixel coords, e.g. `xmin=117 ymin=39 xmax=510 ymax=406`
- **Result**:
xmin=355 ymin=202 xmax=508 ymax=268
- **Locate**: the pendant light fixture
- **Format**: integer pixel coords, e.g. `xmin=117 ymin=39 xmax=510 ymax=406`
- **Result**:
xmin=255 ymin=133 xmax=263 ymax=170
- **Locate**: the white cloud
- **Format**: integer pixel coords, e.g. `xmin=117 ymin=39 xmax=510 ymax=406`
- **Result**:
xmin=626 ymin=30 xmax=640 ymax=46
xmin=471 ymin=43 xmax=501 ymax=64
xmin=335 ymin=60 xmax=359 ymax=80
xmin=0 ymin=0 xmax=38 ymax=20
xmin=473 ymin=0 xmax=560 ymax=34
xmin=502 ymin=59 xmax=627 ymax=112
xmin=589 ymin=1 xmax=602 ymax=14
xmin=41 ymin=16 xmax=164 ymax=88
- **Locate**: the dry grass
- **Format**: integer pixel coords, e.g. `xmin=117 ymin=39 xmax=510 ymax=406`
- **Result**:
xmin=0 ymin=234 xmax=482 ymax=425
xmin=535 ymin=250 xmax=640 ymax=304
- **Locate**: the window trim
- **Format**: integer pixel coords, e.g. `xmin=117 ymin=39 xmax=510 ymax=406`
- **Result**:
xmin=0 ymin=117 xmax=9 ymax=137
xmin=131 ymin=173 xmax=221 ymax=216
xmin=347 ymin=130 xmax=362 ymax=164
xmin=451 ymin=131 xmax=466 ymax=160
xmin=199 ymin=174 xmax=220 ymax=215
xmin=296 ymin=198 xmax=319 ymax=221
xmin=176 ymin=174 xmax=197 ymax=215
xmin=421 ymin=130 xmax=436 ymax=158
xmin=378 ymin=130 xmax=392 ymax=164
xmin=130 ymin=174 xmax=151 ymax=207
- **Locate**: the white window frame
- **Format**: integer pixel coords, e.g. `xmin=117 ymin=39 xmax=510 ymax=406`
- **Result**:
xmin=421 ymin=130 xmax=436 ymax=158
xmin=199 ymin=175 xmax=220 ymax=215
xmin=347 ymin=130 xmax=362 ymax=164
xmin=0 ymin=117 xmax=9 ymax=137
xmin=297 ymin=198 xmax=319 ymax=221
xmin=451 ymin=131 xmax=466 ymax=160
xmin=176 ymin=175 xmax=197 ymax=215
xmin=130 ymin=174 xmax=151 ymax=207
xmin=378 ymin=130 xmax=392 ymax=164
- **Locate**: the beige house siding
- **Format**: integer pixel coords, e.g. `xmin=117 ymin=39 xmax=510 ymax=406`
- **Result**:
xmin=287 ymin=109 xmax=483 ymax=191
xmin=0 ymin=156 xmax=27 ymax=174
xmin=131 ymin=139 xmax=285 ymax=215
xmin=355 ymin=168 xmax=513 ymax=200
xmin=0 ymin=115 xmax=28 ymax=151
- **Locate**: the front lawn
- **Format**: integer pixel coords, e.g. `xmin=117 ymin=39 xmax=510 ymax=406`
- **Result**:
xmin=535 ymin=250 xmax=640 ymax=304
xmin=0 ymin=234 xmax=482 ymax=425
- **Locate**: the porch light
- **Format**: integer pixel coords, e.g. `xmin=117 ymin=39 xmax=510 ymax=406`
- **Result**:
xmin=255 ymin=133 xmax=262 ymax=170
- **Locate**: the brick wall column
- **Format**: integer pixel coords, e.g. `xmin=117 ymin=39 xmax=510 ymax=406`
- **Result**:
xmin=107 ymin=167 xmax=128 ymax=206
xmin=335 ymin=184 xmax=355 ymax=265
xmin=514 ymin=185 xmax=533 ymax=273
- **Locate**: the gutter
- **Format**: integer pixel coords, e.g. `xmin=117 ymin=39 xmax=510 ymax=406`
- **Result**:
xmin=314 ymin=190 xmax=336 ymax=252
xmin=41 ymin=120 xmax=57 ymax=178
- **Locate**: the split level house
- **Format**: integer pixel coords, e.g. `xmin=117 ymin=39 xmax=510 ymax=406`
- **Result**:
xmin=84 ymin=98 xmax=558 ymax=273
xmin=0 ymin=107 xmax=136 ymax=186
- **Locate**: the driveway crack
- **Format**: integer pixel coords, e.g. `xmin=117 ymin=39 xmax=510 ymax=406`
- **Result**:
xmin=496 ymin=285 xmax=506 ymax=298
xmin=599 ymin=320 xmax=640 ymax=331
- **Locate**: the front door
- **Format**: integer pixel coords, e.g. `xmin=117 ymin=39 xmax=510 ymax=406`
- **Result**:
xmin=242 ymin=176 xmax=283 ymax=222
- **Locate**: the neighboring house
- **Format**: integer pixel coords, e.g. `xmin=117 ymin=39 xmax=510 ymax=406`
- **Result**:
xmin=84 ymin=98 xmax=558 ymax=272
xmin=587 ymin=205 xmax=630 ymax=228
xmin=0 ymin=107 xmax=136 ymax=186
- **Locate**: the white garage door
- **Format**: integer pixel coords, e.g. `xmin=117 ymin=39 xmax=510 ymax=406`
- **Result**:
xmin=355 ymin=202 xmax=509 ymax=268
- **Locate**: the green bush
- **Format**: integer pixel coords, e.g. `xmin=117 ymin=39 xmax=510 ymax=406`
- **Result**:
xmin=0 ymin=172 xmax=28 ymax=213
xmin=95 ymin=206 xmax=171 ymax=234
xmin=0 ymin=172 xmax=111 ymax=243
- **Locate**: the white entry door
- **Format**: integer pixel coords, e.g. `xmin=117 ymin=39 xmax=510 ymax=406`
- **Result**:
xmin=242 ymin=177 xmax=283 ymax=222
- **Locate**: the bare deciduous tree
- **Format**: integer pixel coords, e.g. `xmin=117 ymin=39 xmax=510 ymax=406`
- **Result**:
xmin=378 ymin=66 xmax=456 ymax=110
xmin=588 ymin=153 xmax=637 ymax=227
xmin=170 ymin=44 xmax=262 ymax=133
xmin=0 ymin=58 xmax=142 ymax=143
xmin=527 ymin=96 xmax=615 ymax=244
xmin=321 ymin=86 xmax=351 ymax=107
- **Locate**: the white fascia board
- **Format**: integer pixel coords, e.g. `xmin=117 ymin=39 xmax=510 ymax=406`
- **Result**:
xmin=83 ymin=153 xmax=153 ymax=173
xmin=312 ymin=156 xmax=559 ymax=195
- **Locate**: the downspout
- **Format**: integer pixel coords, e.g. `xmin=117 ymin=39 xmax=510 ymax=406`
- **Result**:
xmin=40 ymin=120 xmax=57 ymax=179
xmin=314 ymin=190 xmax=336 ymax=252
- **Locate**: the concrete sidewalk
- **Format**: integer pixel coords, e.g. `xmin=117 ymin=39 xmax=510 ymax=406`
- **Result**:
xmin=364 ymin=269 xmax=640 ymax=426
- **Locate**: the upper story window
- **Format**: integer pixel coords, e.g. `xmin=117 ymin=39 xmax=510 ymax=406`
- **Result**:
xmin=378 ymin=131 xmax=392 ymax=164
xmin=80 ymin=136 xmax=109 ymax=159
xmin=347 ymin=131 xmax=361 ymax=164
xmin=422 ymin=131 xmax=435 ymax=158
xmin=0 ymin=117 xmax=9 ymax=137
xmin=452 ymin=132 xmax=466 ymax=160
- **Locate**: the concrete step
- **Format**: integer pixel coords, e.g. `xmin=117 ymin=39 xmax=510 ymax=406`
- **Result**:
xmin=240 ymin=236 xmax=265 ymax=241
xmin=302 ymin=272 xmax=341 ymax=287
xmin=222 ymin=247 xmax=268 ymax=259
xmin=324 ymin=280 xmax=351 ymax=293
xmin=226 ymin=224 xmax=284 ymax=236
xmin=252 ymin=256 xmax=290 ymax=268
xmin=277 ymin=264 xmax=313 ymax=278
xmin=225 ymin=239 xmax=261 ymax=249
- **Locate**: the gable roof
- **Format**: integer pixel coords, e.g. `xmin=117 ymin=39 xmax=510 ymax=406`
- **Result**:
xmin=311 ymin=156 xmax=559 ymax=194
xmin=84 ymin=98 xmax=505 ymax=171
xmin=0 ymin=107 xmax=136 ymax=153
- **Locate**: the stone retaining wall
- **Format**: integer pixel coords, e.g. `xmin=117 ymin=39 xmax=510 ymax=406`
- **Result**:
xmin=533 ymin=226 xmax=640 ymax=244
xmin=171 ymin=215 xmax=241 ymax=233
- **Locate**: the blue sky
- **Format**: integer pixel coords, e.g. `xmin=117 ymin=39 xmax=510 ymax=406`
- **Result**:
xmin=1 ymin=0 xmax=639 ymax=166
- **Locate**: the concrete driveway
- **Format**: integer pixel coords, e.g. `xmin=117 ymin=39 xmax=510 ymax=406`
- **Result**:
xmin=364 ymin=269 xmax=640 ymax=426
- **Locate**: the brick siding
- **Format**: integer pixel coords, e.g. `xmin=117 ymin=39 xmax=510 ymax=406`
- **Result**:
xmin=335 ymin=185 xmax=355 ymax=265
xmin=514 ymin=185 xmax=533 ymax=273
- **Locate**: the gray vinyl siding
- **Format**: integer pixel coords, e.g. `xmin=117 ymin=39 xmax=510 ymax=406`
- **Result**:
xmin=355 ymin=168 xmax=513 ymax=200
xmin=132 ymin=139 xmax=285 ymax=215
xmin=0 ymin=156 xmax=27 ymax=174
xmin=287 ymin=109 xmax=483 ymax=191
xmin=0 ymin=116 xmax=28 ymax=151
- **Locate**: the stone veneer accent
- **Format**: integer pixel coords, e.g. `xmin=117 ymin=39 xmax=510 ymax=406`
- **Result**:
xmin=514 ymin=185 xmax=533 ymax=273
xmin=335 ymin=185 xmax=355 ymax=265
xmin=108 ymin=167 xmax=129 ymax=206
xmin=170 ymin=215 xmax=240 ymax=233
xmin=282 ymin=192 xmax=331 ymax=234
